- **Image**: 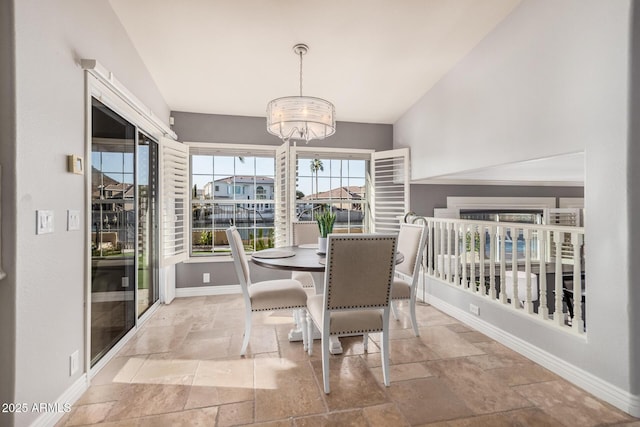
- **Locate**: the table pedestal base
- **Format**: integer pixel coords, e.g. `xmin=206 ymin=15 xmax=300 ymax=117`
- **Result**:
xmin=288 ymin=308 xmax=343 ymax=354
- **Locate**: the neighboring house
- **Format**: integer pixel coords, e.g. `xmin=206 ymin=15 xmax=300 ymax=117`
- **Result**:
xmin=302 ymin=185 xmax=364 ymax=210
xmin=205 ymin=175 xmax=274 ymax=201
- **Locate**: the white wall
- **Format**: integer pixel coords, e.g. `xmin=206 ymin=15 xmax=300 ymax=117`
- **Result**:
xmin=395 ymin=0 xmax=637 ymax=412
xmin=12 ymin=1 xmax=169 ymax=425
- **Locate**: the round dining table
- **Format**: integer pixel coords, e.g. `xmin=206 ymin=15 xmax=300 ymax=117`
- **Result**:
xmin=251 ymin=244 xmax=404 ymax=354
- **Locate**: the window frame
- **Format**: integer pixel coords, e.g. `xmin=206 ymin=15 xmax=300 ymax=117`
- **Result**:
xmin=293 ymin=147 xmax=372 ymax=234
xmin=187 ymin=142 xmax=278 ymax=258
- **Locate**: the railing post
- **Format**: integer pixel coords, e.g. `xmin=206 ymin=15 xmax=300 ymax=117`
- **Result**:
xmin=554 ymin=231 xmax=564 ymax=326
xmin=539 ymin=230 xmax=548 ymax=320
xmin=572 ymin=232 xmax=584 ymax=333
xmin=489 ymin=225 xmax=496 ymax=299
xmin=439 ymin=221 xmax=446 ymax=279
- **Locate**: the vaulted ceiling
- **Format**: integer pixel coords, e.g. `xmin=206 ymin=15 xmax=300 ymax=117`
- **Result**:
xmin=109 ymin=0 xmax=521 ymax=124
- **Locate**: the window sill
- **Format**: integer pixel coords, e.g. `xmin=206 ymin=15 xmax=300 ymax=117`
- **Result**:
xmin=183 ymin=255 xmax=233 ymax=264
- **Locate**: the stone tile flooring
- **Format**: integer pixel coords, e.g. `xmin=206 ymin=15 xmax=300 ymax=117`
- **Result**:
xmin=57 ymin=295 xmax=640 ymax=426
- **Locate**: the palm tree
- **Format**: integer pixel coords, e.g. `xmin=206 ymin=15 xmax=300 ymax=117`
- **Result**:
xmin=310 ymin=159 xmax=324 ymax=199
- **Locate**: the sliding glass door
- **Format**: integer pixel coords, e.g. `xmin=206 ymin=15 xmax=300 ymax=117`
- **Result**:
xmin=90 ymin=98 xmax=159 ymax=366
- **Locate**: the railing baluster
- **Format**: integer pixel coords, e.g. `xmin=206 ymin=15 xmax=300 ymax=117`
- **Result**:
xmin=446 ymin=222 xmax=452 ymax=283
xmin=499 ymin=226 xmax=507 ymax=304
xmin=539 ymin=230 xmax=548 ymax=320
xmin=489 ymin=224 xmax=496 ymax=299
xmin=511 ymin=226 xmax=519 ymax=309
xmin=572 ymin=232 xmax=584 ymax=333
xmin=460 ymin=223 xmax=467 ymax=288
xmin=439 ymin=221 xmax=446 ymax=279
xmin=479 ymin=225 xmax=486 ymax=295
xmin=454 ymin=223 xmax=460 ymax=286
xmin=554 ymin=231 xmax=564 ymax=326
xmin=428 ymin=219 xmax=434 ymax=276
xmin=524 ymin=228 xmax=533 ymax=314
xmin=470 ymin=224 xmax=476 ymax=292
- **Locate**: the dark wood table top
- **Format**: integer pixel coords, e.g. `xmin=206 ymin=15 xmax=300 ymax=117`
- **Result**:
xmin=251 ymin=246 xmax=326 ymax=272
xmin=251 ymin=246 xmax=404 ymax=272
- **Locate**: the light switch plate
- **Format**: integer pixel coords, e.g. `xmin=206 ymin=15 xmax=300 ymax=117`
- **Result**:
xmin=67 ymin=210 xmax=80 ymax=231
xmin=36 ymin=210 xmax=54 ymax=234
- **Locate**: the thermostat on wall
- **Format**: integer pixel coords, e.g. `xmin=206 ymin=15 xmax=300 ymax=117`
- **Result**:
xmin=67 ymin=155 xmax=84 ymax=174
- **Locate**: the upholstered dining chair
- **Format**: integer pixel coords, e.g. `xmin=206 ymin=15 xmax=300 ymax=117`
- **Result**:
xmin=306 ymin=233 xmax=398 ymax=393
xmin=291 ymin=221 xmax=319 ymax=288
xmin=391 ymin=222 xmax=427 ymax=337
xmin=226 ymin=226 xmax=308 ymax=356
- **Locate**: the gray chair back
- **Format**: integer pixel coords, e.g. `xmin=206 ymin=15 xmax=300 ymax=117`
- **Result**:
xmin=324 ymin=234 xmax=398 ymax=310
xmin=292 ymin=221 xmax=319 ymax=245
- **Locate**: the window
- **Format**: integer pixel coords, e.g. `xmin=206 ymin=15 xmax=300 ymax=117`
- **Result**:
xmin=295 ymin=155 xmax=367 ymax=233
xmin=188 ymin=143 xmax=408 ymax=255
xmin=191 ymin=149 xmax=276 ymax=256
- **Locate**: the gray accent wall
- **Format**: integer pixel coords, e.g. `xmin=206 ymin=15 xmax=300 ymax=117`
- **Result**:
xmin=11 ymin=1 xmax=169 ymax=425
xmin=172 ymin=111 xmax=393 ymax=151
xmin=410 ymin=184 xmax=584 ymax=217
xmin=0 ymin=1 xmax=16 ymax=426
xmin=395 ymin=0 xmax=637 ymax=412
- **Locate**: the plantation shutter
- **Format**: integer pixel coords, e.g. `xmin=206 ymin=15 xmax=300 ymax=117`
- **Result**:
xmin=274 ymin=141 xmax=292 ymax=247
xmin=160 ymin=137 xmax=189 ymax=266
xmin=370 ymin=148 xmax=410 ymax=233
xmin=544 ymin=208 xmax=581 ymax=264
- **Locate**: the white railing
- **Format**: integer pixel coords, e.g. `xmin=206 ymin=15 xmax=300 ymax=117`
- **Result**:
xmin=414 ymin=216 xmax=586 ymax=334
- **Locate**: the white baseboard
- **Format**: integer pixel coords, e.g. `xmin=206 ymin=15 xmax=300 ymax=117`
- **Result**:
xmin=175 ymin=285 xmax=241 ymax=298
xmin=30 ymin=374 xmax=88 ymax=427
xmin=425 ymin=293 xmax=640 ymax=418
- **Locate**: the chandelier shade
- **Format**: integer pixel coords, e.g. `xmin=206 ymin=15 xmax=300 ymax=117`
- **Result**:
xmin=266 ymin=95 xmax=336 ymax=143
xmin=266 ymin=44 xmax=336 ymax=143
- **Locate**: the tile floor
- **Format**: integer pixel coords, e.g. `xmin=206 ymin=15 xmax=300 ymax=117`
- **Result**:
xmin=57 ymin=295 xmax=639 ymax=426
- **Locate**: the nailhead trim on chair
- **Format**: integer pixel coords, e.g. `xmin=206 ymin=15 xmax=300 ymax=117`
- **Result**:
xmin=251 ymin=304 xmax=306 ymax=312
xmin=326 ymin=236 xmax=397 ymax=310
xmin=329 ymin=328 xmax=382 ymax=335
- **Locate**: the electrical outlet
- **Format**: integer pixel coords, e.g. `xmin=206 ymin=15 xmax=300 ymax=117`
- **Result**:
xmin=69 ymin=350 xmax=79 ymax=376
xmin=203 ymin=273 xmax=210 ymax=283
xmin=469 ymin=303 xmax=480 ymax=316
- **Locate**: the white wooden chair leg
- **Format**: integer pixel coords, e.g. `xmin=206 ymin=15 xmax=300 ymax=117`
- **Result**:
xmin=363 ymin=333 xmax=369 ymax=352
xmin=307 ymin=311 xmax=313 ymax=356
xmin=409 ymin=295 xmax=420 ymax=337
xmin=240 ymin=308 xmax=252 ymax=356
xmin=391 ymin=300 xmax=399 ymax=320
xmin=381 ymin=324 xmax=390 ymax=387
xmin=322 ymin=331 xmax=330 ymax=394
xmin=300 ymin=309 xmax=308 ymax=351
